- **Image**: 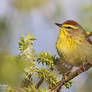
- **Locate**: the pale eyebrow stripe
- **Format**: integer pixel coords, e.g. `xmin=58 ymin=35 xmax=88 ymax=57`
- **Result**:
xmin=63 ymin=24 xmax=78 ymax=29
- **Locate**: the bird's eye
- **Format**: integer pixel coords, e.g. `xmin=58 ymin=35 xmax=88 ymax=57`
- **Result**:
xmin=65 ymin=26 xmax=72 ymax=29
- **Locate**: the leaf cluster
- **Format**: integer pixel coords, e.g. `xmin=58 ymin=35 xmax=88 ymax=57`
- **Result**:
xmin=3 ymin=33 xmax=73 ymax=92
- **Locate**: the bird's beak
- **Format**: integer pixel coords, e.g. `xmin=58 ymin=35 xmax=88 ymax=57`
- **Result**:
xmin=55 ymin=23 xmax=62 ymax=27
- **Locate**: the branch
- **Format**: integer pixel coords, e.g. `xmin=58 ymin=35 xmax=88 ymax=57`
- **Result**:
xmin=35 ymin=77 xmax=44 ymax=89
xmin=21 ymin=74 xmax=31 ymax=88
xmin=35 ymin=66 xmax=54 ymax=89
xmin=51 ymin=61 xmax=92 ymax=91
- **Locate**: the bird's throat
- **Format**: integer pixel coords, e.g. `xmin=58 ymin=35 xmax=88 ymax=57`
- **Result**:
xmin=56 ymin=29 xmax=77 ymax=51
xmin=59 ymin=28 xmax=68 ymax=38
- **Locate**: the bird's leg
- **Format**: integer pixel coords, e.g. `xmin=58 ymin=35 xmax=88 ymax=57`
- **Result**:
xmin=64 ymin=65 xmax=73 ymax=76
xmin=80 ymin=61 xmax=87 ymax=72
xmin=61 ymin=65 xmax=73 ymax=82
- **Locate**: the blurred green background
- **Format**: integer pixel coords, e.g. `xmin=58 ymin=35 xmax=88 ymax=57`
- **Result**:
xmin=0 ymin=0 xmax=92 ymax=92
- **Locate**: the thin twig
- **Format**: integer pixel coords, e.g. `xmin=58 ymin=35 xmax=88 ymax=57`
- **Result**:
xmin=21 ymin=74 xmax=31 ymax=88
xmin=35 ymin=66 xmax=53 ymax=89
xmin=35 ymin=77 xmax=44 ymax=89
xmin=51 ymin=61 xmax=92 ymax=91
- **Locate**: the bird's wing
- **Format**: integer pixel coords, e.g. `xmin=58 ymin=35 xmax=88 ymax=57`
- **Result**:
xmin=86 ymin=31 xmax=92 ymax=44
xmin=86 ymin=32 xmax=92 ymax=37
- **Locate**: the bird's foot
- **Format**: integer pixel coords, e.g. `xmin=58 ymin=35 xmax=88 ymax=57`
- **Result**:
xmin=80 ymin=62 xmax=86 ymax=72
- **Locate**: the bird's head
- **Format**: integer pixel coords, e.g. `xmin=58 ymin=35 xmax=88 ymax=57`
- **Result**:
xmin=55 ymin=20 xmax=82 ymax=33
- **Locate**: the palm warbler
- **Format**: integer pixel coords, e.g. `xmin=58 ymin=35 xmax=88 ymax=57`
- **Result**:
xmin=56 ymin=20 xmax=92 ymax=66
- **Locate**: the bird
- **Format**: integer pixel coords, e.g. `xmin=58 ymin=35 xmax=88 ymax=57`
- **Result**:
xmin=55 ymin=20 xmax=92 ymax=67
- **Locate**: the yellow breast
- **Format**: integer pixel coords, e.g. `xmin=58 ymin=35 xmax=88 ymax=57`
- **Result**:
xmin=56 ymin=28 xmax=79 ymax=52
xmin=56 ymin=28 xmax=92 ymax=66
